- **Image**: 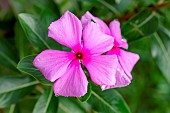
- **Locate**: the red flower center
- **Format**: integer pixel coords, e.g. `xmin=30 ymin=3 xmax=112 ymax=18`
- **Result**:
xmin=76 ymin=52 xmax=83 ymax=59
xmin=111 ymin=41 xmax=119 ymax=50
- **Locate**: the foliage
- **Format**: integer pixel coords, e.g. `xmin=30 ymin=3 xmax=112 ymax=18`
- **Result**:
xmin=0 ymin=0 xmax=170 ymax=113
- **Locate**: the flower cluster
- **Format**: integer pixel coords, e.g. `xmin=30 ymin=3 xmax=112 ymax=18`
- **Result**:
xmin=33 ymin=11 xmax=139 ymax=97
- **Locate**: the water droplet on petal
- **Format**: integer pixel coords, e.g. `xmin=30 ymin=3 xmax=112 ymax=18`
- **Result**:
xmin=101 ymin=85 xmax=106 ymax=90
xmin=55 ymin=93 xmax=60 ymax=96
xmin=117 ymin=68 xmax=120 ymax=71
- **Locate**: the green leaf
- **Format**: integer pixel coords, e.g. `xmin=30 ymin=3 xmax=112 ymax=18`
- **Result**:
xmin=0 ymin=76 xmax=38 ymax=108
xmin=17 ymin=96 xmax=37 ymax=113
xmin=17 ymin=55 xmax=52 ymax=86
xmin=88 ymin=85 xmax=131 ymax=113
xmin=122 ymin=9 xmax=159 ymax=42
xmin=38 ymin=9 xmax=61 ymax=50
xmin=151 ymin=26 xmax=170 ymax=85
xmin=33 ymin=88 xmax=58 ymax=113
xmin=95 ymin=0 xmax=121 ymax=17
xmin=15 ymin=22 xmax=31 ymax=59
xmin=9 ymin=0 xmax=60 ymax=17
xmin=78 ymin=83 xmax=92 ymax=102
xmin=58 ymin=97 xmax=89 ymax=113
xmin=18 ymin=12 xmax=61 ymax=51
xmin=0 ymin=38 xmax=19 ymax=72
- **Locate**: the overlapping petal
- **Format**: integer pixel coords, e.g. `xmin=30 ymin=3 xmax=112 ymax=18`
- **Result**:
xmin=33 ymin=50 xmax=75 ymax=82
xmin=109 ymin=20 xmax=128 ymax=49
xmin=48 ymin=11 xmax=82 ymax=52
xmin=53 ymin=60 xmax=88 ymax=97
xmin=83 ymin=55 xmax=118 ymax=86
xmin=118 ymin=50 xmax=140 ymax=73
xmin=109 ymin=20 xmax=122 ymax=42
xmin=82 ymin=22 xmax=114 ymax=55
xmin=33 ymin=11 xmax=140 ymax=97
xmin=107 ymin=47 xmax=121 ymax=55
xmin=81 ymin=11 xmax=110 ymax=35
xmin=101 ymin=64 xmax=131 ymax=90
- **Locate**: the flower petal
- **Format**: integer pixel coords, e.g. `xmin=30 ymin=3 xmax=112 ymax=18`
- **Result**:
xmin=109 ymin=20 xmax=122 ymax=41
xmin=109 ymin=20 xmax=128 ymax=49
xmin=83 ymin=55 xmax=118 ymax=86
xmin=107 ymin=47 xmax=121 ymax=55
xmin=82 ymin=22 xmax=114 ymax=55
xmin=118 ymin=50 xmax=139 ymax=73
xmin=120 ymin=39 xmax=128 ymax=49
xmin=101 ymin=64 xmax=131 ymax=90
xmin=33 ymin=50 xmax=75 ymax=82
xmin=53 ymin=60 xmax=88 ymax=97
xmin=48 ymin=11 xmax=82 ymax=52
xmin=81 ymin=11 xmax=110 ymax=35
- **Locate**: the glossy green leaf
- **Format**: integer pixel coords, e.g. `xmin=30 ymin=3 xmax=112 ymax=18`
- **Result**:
xmin=33 ymin=88 xmax=58 ymax=113
xmin=18 ymin=12 xmax=61 ymax=51
xmin=58 ymin=97 xmax=89 ymax=113
xmin=122 ymin=9 xmax=158 ymax=42
xmin=0 ymin=38 xmax=19 ymax=71
xmin=151 ymin=26 xmax=170 ymax=85
xmin=17 ymin=55 xmax=52 ymax=86
xmin=9 ymin=0 xmax=60 ymax=17
xmin=88 ymin=85 xmax=131 ymax=113
xmin=15 ymin=22 xmax=31 ymax=59
xmin=0 ymin=76 xmax=38 ymax=108
xmin=38 ymin=9 xmax=61 ymax=50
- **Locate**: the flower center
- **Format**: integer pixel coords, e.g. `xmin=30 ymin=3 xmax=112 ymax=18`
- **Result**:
xmin=112 ymin=41 xmax=118 ymax=50
xmin=76 ymin=52 xmax=83 ymax=59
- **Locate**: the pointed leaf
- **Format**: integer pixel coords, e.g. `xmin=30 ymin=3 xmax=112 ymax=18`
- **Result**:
xmin=88 ymin=85 xmax=131 ymax=113
xmin=33 ymin=88 xmax=58 ymax=113
xmin=122 ymin=9 xmax=158 ymax=42
xmin=17 ymin=55 xmax=52 ymax=86
xmin=15 ymin=22 xmax=31 ymax=59
xmin=151 ymin=26 xmax=170 ymax=85
xmin=9 ymin=0 xmax=60 ymax=17
xmin=58 ymin=97 xmax=89 ymax=113
xmin=0 ymin=38 xmax=19 ymax=71
xmin=0 ymin=76 xmax=38 ymax=108
xmin=18 ymin=12 xmax=61 ymax=51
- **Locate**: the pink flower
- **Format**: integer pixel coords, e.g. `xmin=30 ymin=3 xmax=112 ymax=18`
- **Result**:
xmin=81 ymin=12 xmax=140 ymax=90
xmin=33 ymin=11 xmax=118 ymax=97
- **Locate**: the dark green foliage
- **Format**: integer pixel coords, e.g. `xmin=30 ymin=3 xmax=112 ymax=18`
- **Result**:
xmin=0 ymin=76 xmax=37 ymax=108
xmin=0 ymin=0 xmax=170 ymax=113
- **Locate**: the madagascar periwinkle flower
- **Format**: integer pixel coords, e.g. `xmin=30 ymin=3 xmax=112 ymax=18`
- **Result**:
xmin=81 ymin=11 xmax=140 ymax=90
xmin=33 ymin=11 xmax=118 ymax=97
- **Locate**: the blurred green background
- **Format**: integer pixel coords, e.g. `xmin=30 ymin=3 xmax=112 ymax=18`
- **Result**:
xmin=0 ymin=0 xmax=170 ymax=113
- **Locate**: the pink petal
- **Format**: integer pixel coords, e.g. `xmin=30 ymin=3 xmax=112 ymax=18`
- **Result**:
xmin=109 ymin=20 xmax=122 ymax=41
xmin=120 ymin=39 xmax=128 ymax=49
xmin=119 ymin=50 xmax=139 ymax=73
xmin=83 ymin=55 xmax=118 ymax=86
xmin=101 ymin=64 xmax=131 ymax=90
xmin=82 ymin=22 xmax=114 ymax=55
xmin=107 ymin=47 xmax=121 ymax=56
xmin=33 ymin=50 xmax=75 ymax=82
xmin=81 ymin=11 xmax=110 ymax=35
xmin=48 ymin=11 xmax=82 ymax=52
xmin=53 ymin=60 xmax=88 ymax=97
xmin=109 ymin=20 xmax=128 ymax=49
